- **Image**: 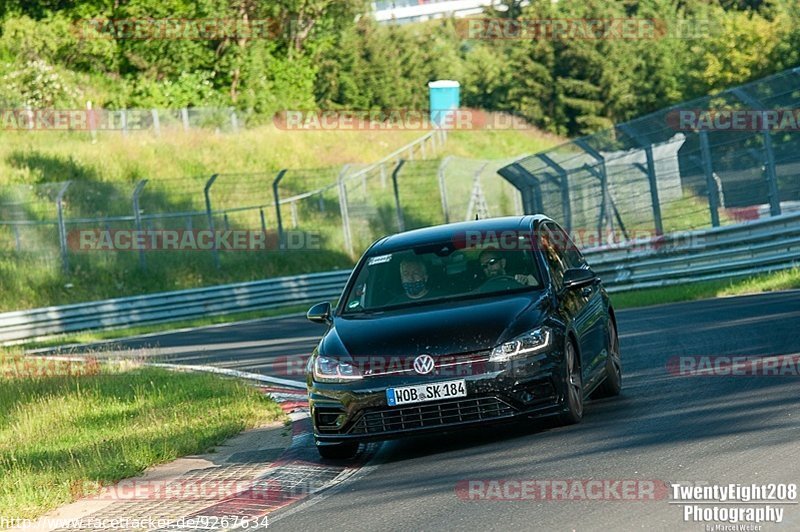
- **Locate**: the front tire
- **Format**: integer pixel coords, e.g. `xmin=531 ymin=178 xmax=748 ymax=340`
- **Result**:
xmin=594 ymin=319 xmax=622 ymax=398
xmin=316 ymin=441 xmax=359 ymax=460
xmin=558 ymin=338 xmax=583 ymax=425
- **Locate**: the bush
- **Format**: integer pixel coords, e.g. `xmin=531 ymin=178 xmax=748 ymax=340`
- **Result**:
xmin=0 ymin=59 xmax=82 ymax=107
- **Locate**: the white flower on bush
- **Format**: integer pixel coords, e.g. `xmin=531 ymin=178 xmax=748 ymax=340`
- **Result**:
xmin=1 ymin=60 xmax=81 ymax=107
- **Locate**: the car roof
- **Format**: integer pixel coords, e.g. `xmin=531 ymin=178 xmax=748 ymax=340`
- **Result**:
xmin=368 ymin=215 xmax=552 ymax=254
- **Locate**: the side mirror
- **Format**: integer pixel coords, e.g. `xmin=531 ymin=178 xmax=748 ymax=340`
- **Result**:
xmin=306 ymin=301 xmax=332 ymax=324
xmin=562 ymin=268 xmax=597 ymax=290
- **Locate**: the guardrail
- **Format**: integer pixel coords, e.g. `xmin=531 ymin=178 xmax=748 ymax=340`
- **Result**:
xmin=587 ymin=211 xmax=800 ymax=292
xmin=0 ymin=270 xmax=351 ymax=343
xmin=3 ymin=213 xmax=800 ymax=343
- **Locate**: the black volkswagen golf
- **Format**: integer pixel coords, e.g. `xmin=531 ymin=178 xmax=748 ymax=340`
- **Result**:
xmin=305 ymin=215 xmax=621 ymax=459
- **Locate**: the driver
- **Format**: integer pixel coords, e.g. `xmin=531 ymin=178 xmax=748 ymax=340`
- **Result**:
xmin=479 ymin=249 xmax=537 ymax=286
xmin=398 ymin=258 xmax=431 ymax=300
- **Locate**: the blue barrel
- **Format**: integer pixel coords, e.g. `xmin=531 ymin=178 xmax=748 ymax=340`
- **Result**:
xmin=429 ymin=80 xmax=460 ymax=128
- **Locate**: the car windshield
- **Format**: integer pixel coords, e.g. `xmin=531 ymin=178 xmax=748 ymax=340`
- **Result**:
xmin=342 ymin=241 xmax=543 ymax=314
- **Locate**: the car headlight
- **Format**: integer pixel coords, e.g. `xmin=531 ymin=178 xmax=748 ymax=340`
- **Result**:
xmin=489 ymin=327 xmax=552 ymax=362
xmin=312 ymin=355 xmax=363 ymax=383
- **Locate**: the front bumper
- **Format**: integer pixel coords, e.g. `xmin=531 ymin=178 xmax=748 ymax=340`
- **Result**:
xmin=309 ymin=348 xmax=567 ymax=444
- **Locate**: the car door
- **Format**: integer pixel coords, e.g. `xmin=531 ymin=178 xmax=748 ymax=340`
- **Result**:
xmin=539 ymin=222 xmax=604 ymax=383
xmin=548 ymin=222 xmax=607 ymax=385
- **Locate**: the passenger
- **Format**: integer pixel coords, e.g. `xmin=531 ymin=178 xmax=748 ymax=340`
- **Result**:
xmin=479 ymin=249 xmax=537 ymax=286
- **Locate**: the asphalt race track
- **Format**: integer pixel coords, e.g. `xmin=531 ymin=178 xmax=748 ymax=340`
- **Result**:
xmin=52 ymin=315 xmax=319 ymax=383
xmin=50 ymin=290 xmax=800 ymax=530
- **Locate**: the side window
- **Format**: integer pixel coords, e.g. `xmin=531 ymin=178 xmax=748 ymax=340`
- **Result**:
xmin=550 ymin=223 xmax=585 ymax=269
xmin=538 ymin=224 xmax=569 ymax=288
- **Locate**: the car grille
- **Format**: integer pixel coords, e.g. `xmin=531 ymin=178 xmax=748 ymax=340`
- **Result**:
xmin=362 ymin=351 xmax=491 ymax=377
xmin=348 ymin=396 xmax=516 ymax=435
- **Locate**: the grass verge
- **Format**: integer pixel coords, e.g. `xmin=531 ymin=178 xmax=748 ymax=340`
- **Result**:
xmin=610 ymin=267 xmax=800 ymax=310
xmin=0 ymin=353 xmax=285 ymax=521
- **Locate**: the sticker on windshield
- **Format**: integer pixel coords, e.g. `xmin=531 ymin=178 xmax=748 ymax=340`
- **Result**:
xmin=368 ymin=254 xmax=392 ymax=266
xmin=348 ymin=300 xmax=361 ymax=309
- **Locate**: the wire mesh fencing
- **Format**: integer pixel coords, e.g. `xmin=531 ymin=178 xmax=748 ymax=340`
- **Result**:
xmin=0 ymin=129 xmax=491 ymax=276
xmin=500 ymin=67 xmax=800 ymax=246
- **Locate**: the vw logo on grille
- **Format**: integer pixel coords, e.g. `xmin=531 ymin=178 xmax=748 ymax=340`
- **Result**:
xmin=413 ymin=354 xmax=435 ymax=375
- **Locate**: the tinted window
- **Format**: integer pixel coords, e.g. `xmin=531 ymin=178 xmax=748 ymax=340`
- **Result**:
xmin=342 ymin=242 xmax=543 ymax=314
xmin=538 ymin=224 xmax=569 ymax=288
xmin=548 ymin=222 xmax=586 ymax=269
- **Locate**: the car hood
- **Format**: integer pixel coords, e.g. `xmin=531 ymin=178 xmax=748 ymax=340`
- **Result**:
xmin=324 ymin=291 xmax=550 ymax=359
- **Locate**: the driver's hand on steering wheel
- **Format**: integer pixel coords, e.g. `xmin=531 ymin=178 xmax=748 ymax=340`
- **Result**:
xmin=514 ymin=274 xmax=537 ymax=286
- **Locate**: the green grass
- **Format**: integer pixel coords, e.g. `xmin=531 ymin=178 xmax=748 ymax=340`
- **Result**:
xmin=0 ymin=126 xmax=427 ymax=186
xmin=439 ymin=128 xmax=561 ymax=160
xmin=0 ymin=352 xmax=285 ymax=521
xmin=611 ymin=267 xmax=800 ymax=309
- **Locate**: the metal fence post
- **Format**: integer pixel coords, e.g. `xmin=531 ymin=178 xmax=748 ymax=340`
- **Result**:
xmin=230 ymin=110 xmax=239 ymax=133
xmin=204 ymin=174 xmax=220 ymax=269
xmin=698 ymin=130 xmax=721 ymax=227
xmin=582 ymin=164 xmax=629 ymax=242
xmin=337 ymin=164 xmax=353 ymax=257
xmin=56 ymin=181 xmax=72 ymax=274
xmin=151 ymin=109 xmax=160 ymax=136
xmin=181 ymin=108 xmax=190 ymax=131
xmin=537 ymin=154 xmax=572 ymax=232
xmin=466 ymin=162 xmax=491 ymax=221
xmin=272 ymin=169 xmax=288 ymax=249
xmin=260 ymin=208 xmax=267 ymax=234
xmin=86 ymin=101 xmax=97 ymax=143
xmin=575 ymin=140 xmax=613 ymax=241
xmin=438 ymin=156 xmax=452 ymax=224
xmin=12 ymin=225 xmax=21 ymax=251
xmin=761 ymin=130 xmax=781 ymax=217
xmin=391 ymin=159 xmax=407 ymax=232
xmin=732 ymin=88 xmax=781 ymax=217
xmin=290 ymin=201 xmax=298 ymax=228
xmin=121 ymin=109 xmax=128 ymax=136
xmin=132 ymin=179 xmax=148 ymax=270
xmin=644 ymin=146 xmax=664 ymax=235
xmin=621 ymin=124 xmax=664 ymax=237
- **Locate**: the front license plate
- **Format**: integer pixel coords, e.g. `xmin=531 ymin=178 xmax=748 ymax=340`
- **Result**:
xmin=386 ymin=380 xmax=467 ymax=406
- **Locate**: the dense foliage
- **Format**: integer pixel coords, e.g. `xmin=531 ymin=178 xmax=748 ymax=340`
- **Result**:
xmin=0 ymin=0 xmax=797 ymax=136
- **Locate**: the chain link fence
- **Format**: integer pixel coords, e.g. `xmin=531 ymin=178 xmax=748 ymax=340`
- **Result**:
xmin=499 ymin=67 xmax=800 ymax=246
xmin=9 ymin=107 xmax=250 ymax=135
xmin=0 ymin=130 xmax=494 ymax=276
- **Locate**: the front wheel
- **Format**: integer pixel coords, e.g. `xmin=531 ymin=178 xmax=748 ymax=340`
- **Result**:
xmin=316 ymin=440 xmax=359 ymax=460
xmin=558 ymin=339 xmax=583 ymax=426
xmin=594 ymin=319 xmax=622 ymax=398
